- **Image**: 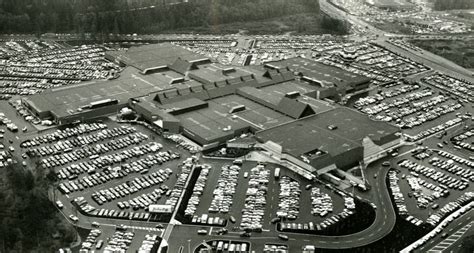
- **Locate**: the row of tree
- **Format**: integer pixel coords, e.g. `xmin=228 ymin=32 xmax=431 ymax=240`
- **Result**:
xmin=0 ymin=0 xmax=321 ymax=35
xmin=433 ymin=0 xmax=474 ymax=10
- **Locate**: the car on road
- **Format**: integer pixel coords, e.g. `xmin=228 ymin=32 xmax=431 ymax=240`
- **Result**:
xmin=56 ymin=200 xmax=63 ymax=209
xmin=197 ymin=229 xmax=208 ymax=235
xmin=68 ymin=215 xmax=79 ymax=222
xmin=92 ymin=222 xmax=100 ymax=227
xmin=216 ymin=228 xmax=228 ymax=235
xmin=240 ymin=232 xmax=251 ymax=237
xmin=271 ymin=217 xmax=281 ymax=224
xmin=278 ymin=234 xmax=289 ymax=240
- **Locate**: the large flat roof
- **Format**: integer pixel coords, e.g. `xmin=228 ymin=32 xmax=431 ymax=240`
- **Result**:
xmin=188 ymin=64 xmax=257 ymax=85
xmin=256 ymin=107 xmax=399 ymax=157
xmin=269 ymin=57 xmax=370 ymax=88
xmin=175 ymin=94 xmax=293 ymax=144
xmin=24 ymin=67 xmax=172 ymax=118
xmin=107 ymin=43 xmax=208 ymax=72
xmin=259 ymin=81 xmax=335 ymax=114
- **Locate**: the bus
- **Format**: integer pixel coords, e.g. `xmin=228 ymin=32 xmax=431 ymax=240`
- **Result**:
xmin=274 ymin=167 xmax=280 ymax=179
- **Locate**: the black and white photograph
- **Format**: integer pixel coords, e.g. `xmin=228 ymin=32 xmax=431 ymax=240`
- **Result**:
xmin=0 ymin=0 xmax=473 ymax=252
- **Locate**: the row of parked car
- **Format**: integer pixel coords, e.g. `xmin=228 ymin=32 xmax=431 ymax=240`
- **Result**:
xmin=240 ymin=165 xmax=270 ymax=231
xmin=184 ymin=166 xmax=210 ymax=217
xmin=22 ymin=122 xmax=108 ymax=148
xmin=192 ymin=214 xmax=227 ymax=226
xmin=0 ymin=40 xmax=58 ymax=57
xmin=264 ymin=244 xmax=288 ymax=253
xmin=311 ymin=187 xmax=333 ymax=217
xmin=280 ymin=208 xmax=355 ymax=233
xmin=72 ymin=196 xmax=160 ymax=222
xmin=429 ymin=157 xmax=474 ymax=182
xmin=359 ymin=87 xmax=431 ymax=115
xmin=398 ymin=159 xmax=469 ymax=190
xmin=426 ymin=192 xmax=474 ymax=226
xmin=91 ymin=168 xmax=172 ymax=206
xmin=165 ymin=157 xmax=197 ymax=209
xmin=406 ymin=176 xmax=439 ymax=209
xmin=277 ymin=176 xmax=300 ymax=220
xmin=26 ymin=126 xmax=137 ymax=157
xmin=422 ymin=73 xmax=473 ymax=103
xmin=138 ymin=234 xmax=160 ymax=252
xmin=354 ymin=81 xmax=420 ymax=108
xmin=80 ymin=229 xmax=103 ymax=252
xmin=58 ymin=150 xmax=178 ymax=195
xmin=408 ymin=201 xmax=474 ymax=252
xmin=121 ymin=186 xmax=170 ymax=211
xmin=0 ymin=113 xmax=19 ymax=132
xmin=398 ymin=101 xmax=461 ymax=129
xmin=323 ymin=42 xmax=427 ymax=84
xmin=40 ymin=132 xmax=149 ymax=168
xmin=56 ymin=142 xmax=168 ymax=180
xmin=209 ymin=165 xmax=240 ymax=213
xmin=412 ymin=175 xmax=449 ymax=199
xmin=2 ymin=45 xmax=117 ymax=82
xmin=9 ymin=99 xmax=43 ymax=124
xmin=451 ymin=128 xmax=474 ymax=151
xmin=388 ymin=170 xmax=409 ymax=216
xmin=405 ymin=117 xmax=463 ymax=142
xmin=436 ymin=150 xmax=474 ymax=169
xmin=388 ymin=171 xmax=427 ymax=227
xmin=103 ymin=230 xmax=135 ymax=252
xmin=165 ymin=134 xmax=201 ymax=154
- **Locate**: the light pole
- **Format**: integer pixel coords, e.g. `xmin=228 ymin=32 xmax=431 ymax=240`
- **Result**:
xmin=187 ymin=239 xmax=191 ymax=253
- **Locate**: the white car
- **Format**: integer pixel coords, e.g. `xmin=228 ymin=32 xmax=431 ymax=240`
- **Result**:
xmin=69 ymin=214 xmax=79 ymax=222
xmin=197 ymin=229 xmax=207 ymax=235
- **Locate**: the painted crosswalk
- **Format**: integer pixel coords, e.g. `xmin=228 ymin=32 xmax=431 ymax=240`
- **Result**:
xmin=427 ymin=221 xmax=473 ymax=253
xmin=124 ymin=225 xmax=164 ymax=233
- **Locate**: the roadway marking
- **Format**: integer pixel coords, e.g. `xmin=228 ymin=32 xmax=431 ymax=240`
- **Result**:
xmin=427 ymin=221 xmax=473 ymax=252
xmin=124 ymin=225 xmax=164 ymax=233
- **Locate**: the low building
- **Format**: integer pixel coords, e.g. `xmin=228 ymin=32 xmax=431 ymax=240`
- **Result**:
xmin=255 ymin=107 xmax=400 ymax=174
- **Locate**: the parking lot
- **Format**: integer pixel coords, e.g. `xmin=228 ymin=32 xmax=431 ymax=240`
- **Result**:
xmin=178 ymin=158 xmax=348 ymax=235
xmin=23 ymin=120 xmax=200 ymax=225
xmin=320 ymin=42 xmax=429 ymax=85
xmin=351 ymin=77 xmax=472 ymax=141
xmin=450 ymin=128 xmax=474 ymax=152
xmin=389 ymin=147 xmax=473 ymax=223
xmin=0 ymin=40 xmax=120 ymax=101
xmin=78 ymin=225 xmax=162 ymax=253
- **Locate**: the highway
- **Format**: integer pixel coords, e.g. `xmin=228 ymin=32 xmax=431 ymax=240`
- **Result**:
xmin=417 ymin=209 xmax=473 ymax=253
xmin=319 ymin=0 xmax=474 ymax=83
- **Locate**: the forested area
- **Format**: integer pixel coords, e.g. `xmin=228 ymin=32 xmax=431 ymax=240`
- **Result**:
xmin=0 ymin=163 xmax=75 ymax=252
xmin=433 ymin=0 xmax=474 ymax=10
xmin=0 ymin=0 xmax=322 ymax=35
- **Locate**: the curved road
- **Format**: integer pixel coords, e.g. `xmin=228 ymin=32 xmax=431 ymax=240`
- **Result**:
xmin=277 ymin=162 xmax=397 ymax=249
xmin=166 ymin=159 xmax=397 ymax=251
